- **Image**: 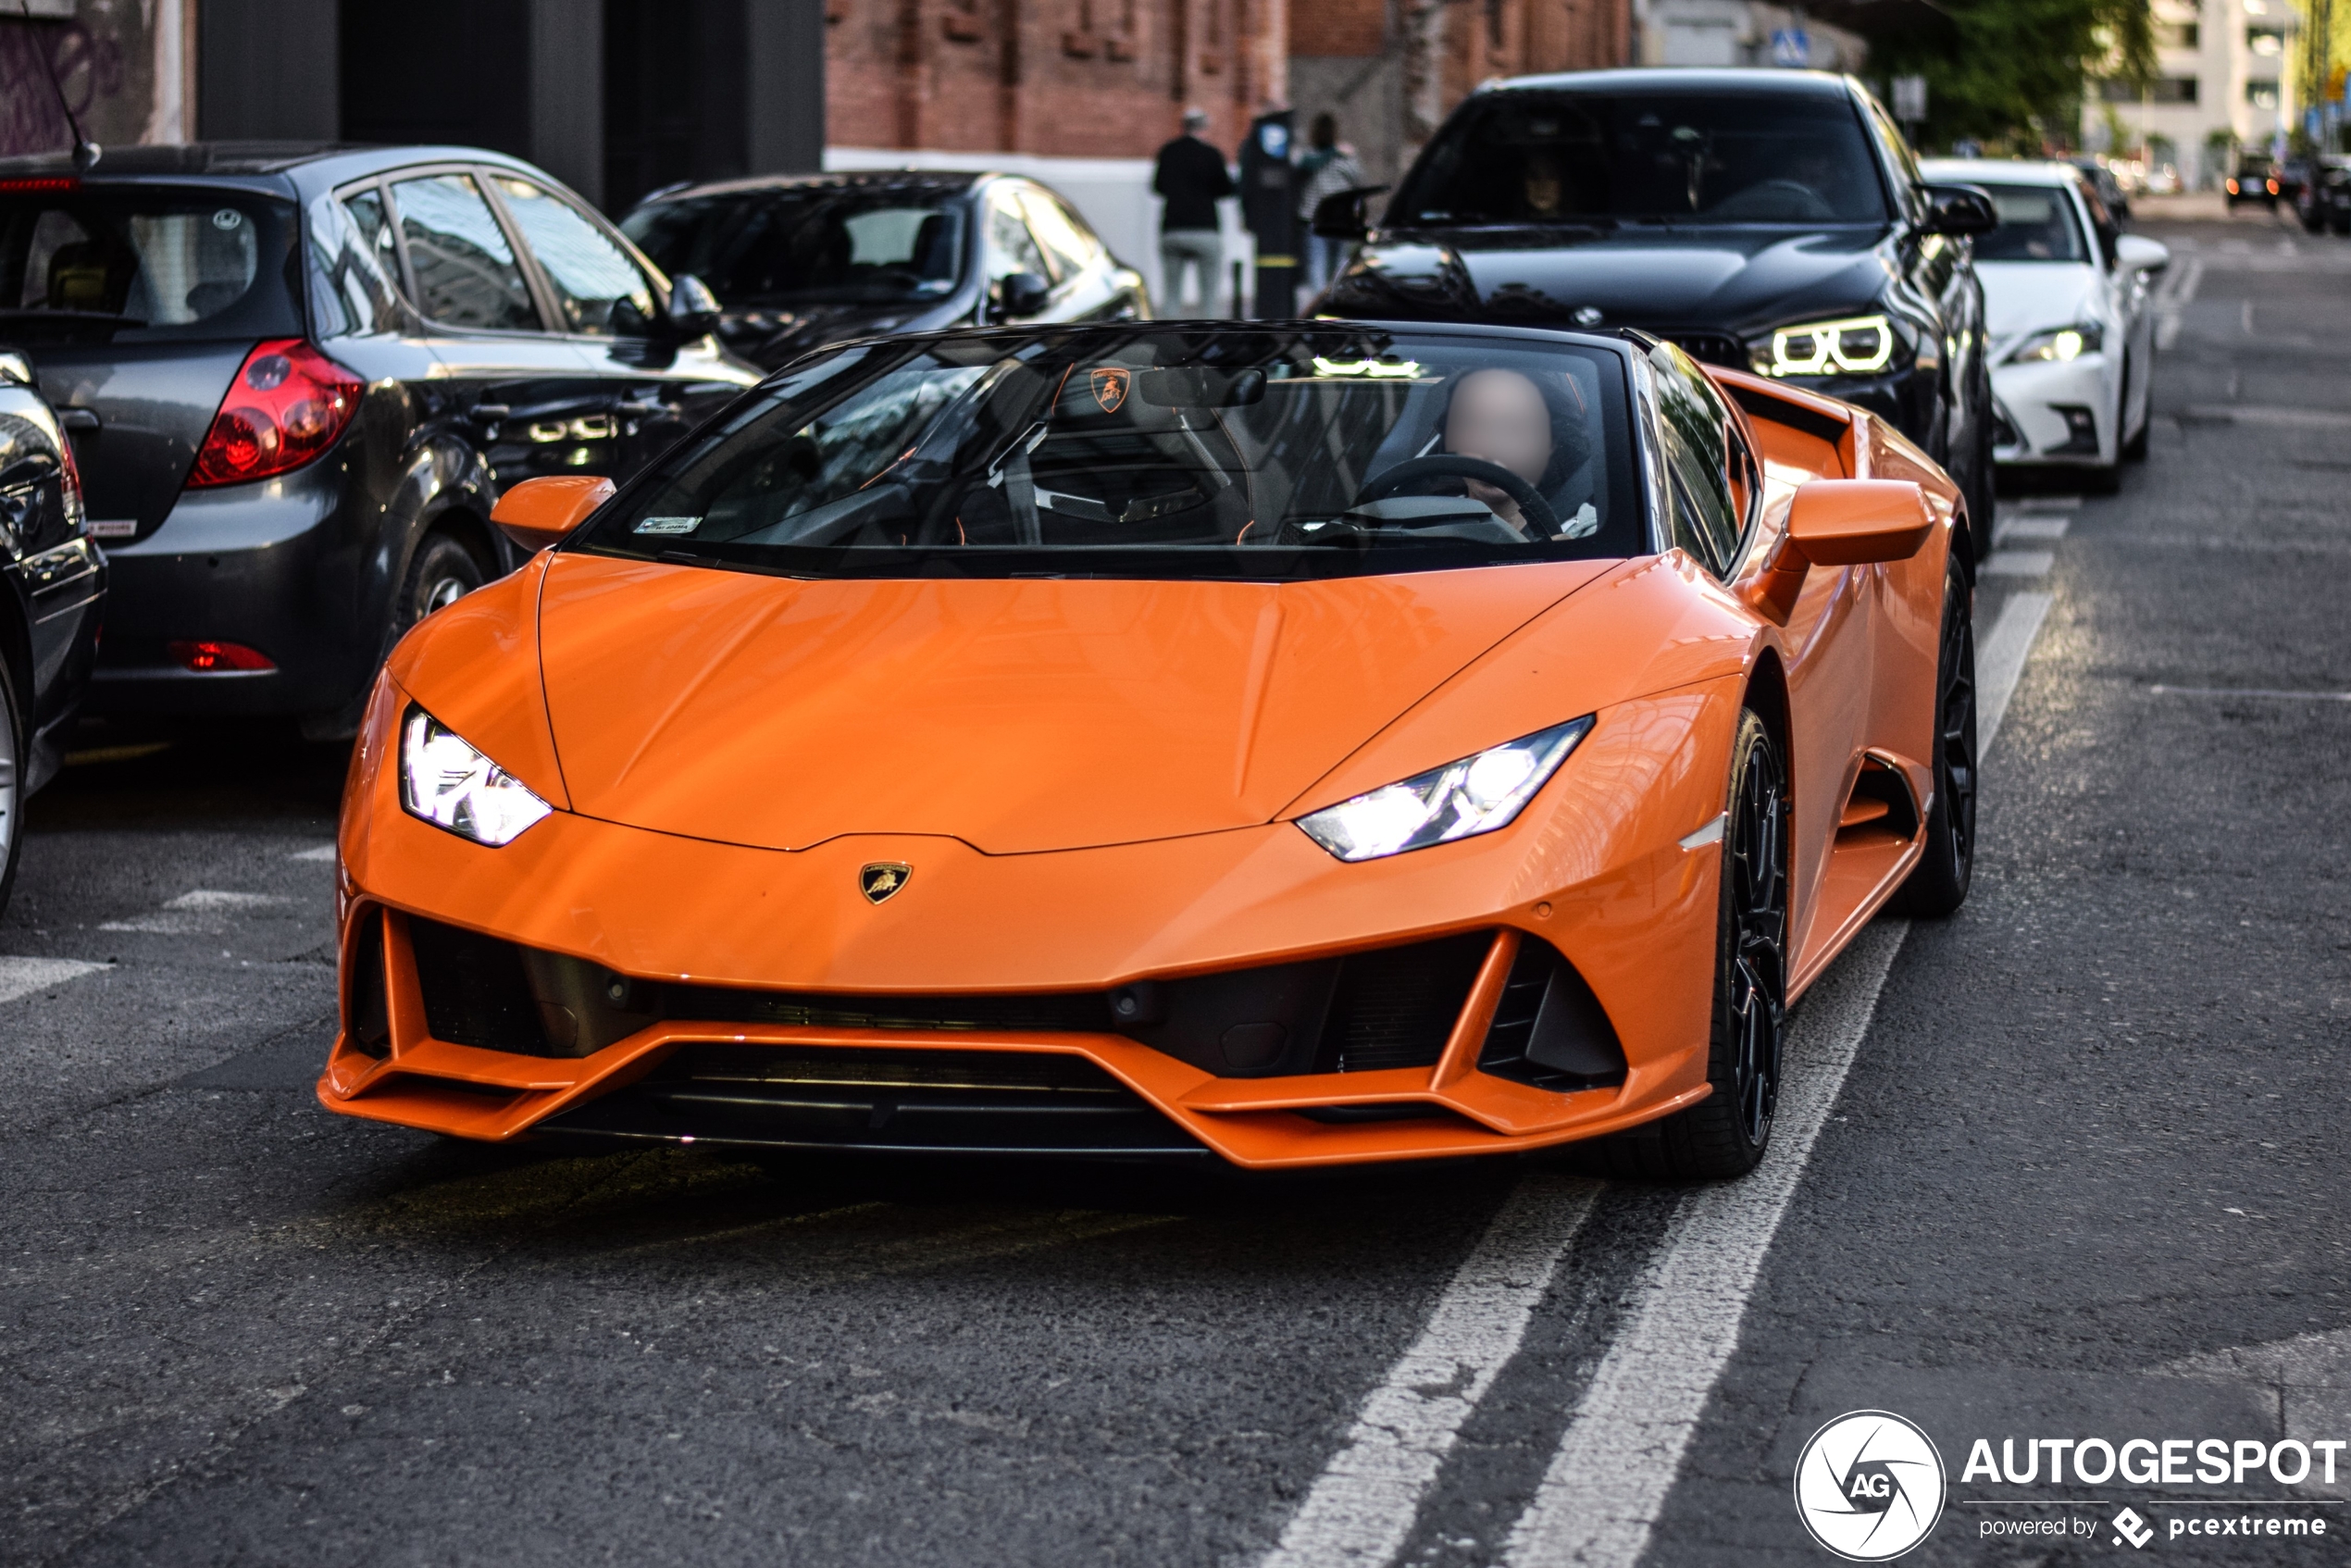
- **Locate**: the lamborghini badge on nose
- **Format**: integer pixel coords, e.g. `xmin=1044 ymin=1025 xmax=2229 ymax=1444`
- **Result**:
xmin=860 ymin=862 xmax=912 ymax=903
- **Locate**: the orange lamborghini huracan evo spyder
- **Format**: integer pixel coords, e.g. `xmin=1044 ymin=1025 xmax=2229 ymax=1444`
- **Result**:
xmin=320 ymin=322 xmax=1975 ymax=1178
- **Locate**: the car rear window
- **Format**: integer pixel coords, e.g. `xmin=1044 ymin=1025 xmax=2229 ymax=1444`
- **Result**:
xmin=622 ymin=186 xmax=967 ymax=306
xmin=1393 ymin=91 xmax=1890 ymax=227
xmin=0 ymin=187 xmax=300 ymax=343
xmin=1969 ymin=183 xmax=2088 ymax=262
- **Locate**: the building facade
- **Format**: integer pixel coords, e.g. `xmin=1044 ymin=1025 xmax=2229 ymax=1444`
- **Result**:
xmin=2088 ymin=0 xmax=2304 ymax=183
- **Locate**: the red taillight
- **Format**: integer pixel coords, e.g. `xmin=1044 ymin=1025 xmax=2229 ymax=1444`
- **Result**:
xmin=186 ymin=339 xmax=364 ymax=489
xmin=2268 ymin=179 xmax=2280 ymax=193
xmin=56 ymin=426 xmax=85 ymax=532
xmin=2227 ymin=180 xmax=2239 ymax=193
xmin=0 ymin=176 xmax=77 ymax=193
xmin=168 ymin=640 xmax=276 ymax=672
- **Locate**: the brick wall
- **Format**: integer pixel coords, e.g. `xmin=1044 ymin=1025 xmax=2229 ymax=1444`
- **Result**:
xmin=826 ymin=0 xmax=1287 ymax=159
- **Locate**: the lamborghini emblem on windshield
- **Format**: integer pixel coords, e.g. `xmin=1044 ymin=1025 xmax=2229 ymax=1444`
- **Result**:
xmin=859 ymin=862 xmax=912 ymax=903
xmin=1089 ymin=367 xmax=1130 ymax=414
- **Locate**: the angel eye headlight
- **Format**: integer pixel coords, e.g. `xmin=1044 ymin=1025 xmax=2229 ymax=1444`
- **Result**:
xmin=2006 ymin=323 xmax=2103 ymax=364
xmin=1296 ymin=716 xmax=1594 ymax=863
xmin=399 ymin=706 xmax=553 ymax=846
xmin=1757 ymin=314 xmax=1898 ymax=378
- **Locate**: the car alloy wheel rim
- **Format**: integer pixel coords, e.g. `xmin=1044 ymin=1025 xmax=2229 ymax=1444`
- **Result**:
xmin=0 ymin=695 xmax=15 ymax=872
xmin=1938 ymin=596 xmax=1979 ymax=881
xmin=1728 ymin=729 xmax=1788 ymax=1147
xmin=418 ymin=576 xmax=470 ymax=620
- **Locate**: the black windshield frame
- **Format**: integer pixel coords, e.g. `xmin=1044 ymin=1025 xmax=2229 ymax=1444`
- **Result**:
xmin=570 ymin=323 xmax=1649 ymax=583
xmin=1390 ymin=88 xmax=1895 ymax=230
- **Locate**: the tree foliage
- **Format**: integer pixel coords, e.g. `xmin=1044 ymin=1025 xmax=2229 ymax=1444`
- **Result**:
xmin=1871 ymin=0 xmax=2156 ymax=152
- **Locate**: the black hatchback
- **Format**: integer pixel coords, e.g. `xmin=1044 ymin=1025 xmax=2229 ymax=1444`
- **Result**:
xmin=0 ymin=143 xmax=760 ymax=733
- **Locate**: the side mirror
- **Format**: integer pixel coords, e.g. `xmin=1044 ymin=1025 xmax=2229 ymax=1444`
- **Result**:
xmin=491 ymin=474 xmax=615 ymax=554
xmin=991 ymin=270 xmax=1051 ymax=320
xmin=1748 ymin=479 xmax=1934 ymax=622
xmin=0 ymin=351 xmax=31 ymax=387
xmin=666 ymin=273 xmax=721 ymax=337
xmin=2114 ymin=233 xmax=2171 ymax=275
xmin=1921 ymin=183 xmax=1997 ymax=238
xmin=1311 ymin=183 xmax=1388 ymax=241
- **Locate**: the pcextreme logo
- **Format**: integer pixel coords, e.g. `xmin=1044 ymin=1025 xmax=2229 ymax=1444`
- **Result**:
xmin=1794 ymin=1410 xmax=1949 ymax=1561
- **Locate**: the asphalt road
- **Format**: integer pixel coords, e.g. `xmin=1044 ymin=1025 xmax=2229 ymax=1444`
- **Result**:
xmin=5 ymin=209 xmax=2348 ymax=1568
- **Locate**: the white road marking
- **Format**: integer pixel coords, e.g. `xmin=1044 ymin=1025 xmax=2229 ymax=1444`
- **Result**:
xmin=2156 ymin=256 xmax=2203 ymax=350
xmin=1491 ymin=581 xmax=2056 ymax=1568
xmin=0 ymin=956 xmax=106 ymax=1006
xmin=98 ymin=889 xmax=292 ymax=934
xmin=1258 ymin=1173 xmax=1602 ymax=1568
xmin=1983 ymin=549 xmax=2055 ymax=578
xmin=289 ymin=845 xmax=337 ymax=863
xmin=1499 ymin=920 xmax=1909 ymax=1568
xmin=2243 ymin=298 xmax=2257 ymax=335
xmin=1995 ymin=515 xmax=2070 ymax=545
xmin=2149 ymin=684 xmax=2351 ymax=703
xmin=2012 ymin=493 xmax=2081 ymax=510
xmin=1975 ymin=591 xmax=2055 ymax=750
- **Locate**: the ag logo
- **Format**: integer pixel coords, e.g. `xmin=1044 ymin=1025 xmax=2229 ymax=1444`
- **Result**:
xmin=1088 ymin=367 xmax=1130 ymax=414
xmin=1793 ymin=1410 xmax=1946 ymax=1561
xmin=858 ymin=862 xmax=912 ymax=904
xmin=2112 ymin=1506 xmax=2154 ymax=1549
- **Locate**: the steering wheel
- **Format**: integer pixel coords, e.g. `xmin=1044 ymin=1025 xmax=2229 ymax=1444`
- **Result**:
xmin=1350 ymin=455 xmax=1560 ymax=537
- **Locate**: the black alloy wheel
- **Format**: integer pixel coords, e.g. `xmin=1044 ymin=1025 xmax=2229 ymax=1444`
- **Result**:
xmin=1590 ymin=707 xmax=1788 ymax=1181
xmin=0 ymin=643 xmax=22 ymax=918
xmin=1892 ymin=559 xmax=1978 ymax=916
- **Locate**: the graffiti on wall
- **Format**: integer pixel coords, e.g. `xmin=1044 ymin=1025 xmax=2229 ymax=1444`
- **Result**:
xmin=0 ymin=1 xmax=156 ymax=159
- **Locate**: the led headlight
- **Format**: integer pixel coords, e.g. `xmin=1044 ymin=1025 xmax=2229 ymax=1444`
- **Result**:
xmin=1296 ymin=716 xmax=1594 ymax=863
xmin=2005 ymin=323 xmax=2103 ymax=364
xmin=399 ymin=706 xmax=553 ymax=846
xmin=1755 ymin=314 xmax=1899 ymax=378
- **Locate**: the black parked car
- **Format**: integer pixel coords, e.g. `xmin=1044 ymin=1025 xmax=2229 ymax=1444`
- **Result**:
xmin=619 ymin=170 xmax=1151 ymax=372
xmin=0 ymin=143 xmax=760 ymax=734
xmin=2295 ymin=156 xmax=2351 ymax=235
xmin=2225 ymin=161 xmax=2280 ymax=209
xmin=0 ymin=349 xmax=103 ymax=910
xmin=1311 ymin=69 xmax=2001 ymax=560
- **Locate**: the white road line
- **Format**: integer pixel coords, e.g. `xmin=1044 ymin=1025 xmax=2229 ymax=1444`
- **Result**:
xmin=1499 ymin=919 xmax=1910 ymax=1568
xmin=2149 ymin=684 xmax=2351 ymax=703
xmin=1982 ymin=549 xmax=2055 ymax=578
xmin=289 ymin=844 xmax=337 ymax=863
xmin=2156 ymin=257 xmax=2203 ymax=349
xmin=98 ymin=889 xmax=292 ymax=934
xmin=1259 ymin=1173 xmax=1603 ymax=1568
xmin=1995 ymin=516 xmax=2070 ymax=545
xmin=1493 ymin=580 xmax=2055 ymax=1568
xmin=0 ymin=955 xmax=105 ymax=1007
xmin=1975 ymin=591 xmax=2055 ymax=751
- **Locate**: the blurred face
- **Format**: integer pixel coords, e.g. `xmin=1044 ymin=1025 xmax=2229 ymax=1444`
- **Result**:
xmin=1445 ymin=369 xmax=1553 ymax=490
xmin=1524 ymin=157 xmax=1563 ymax=217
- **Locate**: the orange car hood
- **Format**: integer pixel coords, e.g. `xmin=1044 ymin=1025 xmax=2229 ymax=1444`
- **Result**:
xmin=534 ymin=553 xmax=1610 ymax=853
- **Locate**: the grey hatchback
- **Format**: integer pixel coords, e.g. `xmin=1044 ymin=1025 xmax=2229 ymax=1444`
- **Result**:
xmin=0 ymin=143 xmax=760 ymax=733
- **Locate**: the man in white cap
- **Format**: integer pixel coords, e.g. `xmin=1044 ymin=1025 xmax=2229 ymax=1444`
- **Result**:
xmin=1154 ymin=107 xmax=1234 ymax=314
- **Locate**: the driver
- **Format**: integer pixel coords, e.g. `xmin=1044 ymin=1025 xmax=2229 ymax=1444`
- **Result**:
xmin=1440 ymin=367 xmax=1587 ymax=535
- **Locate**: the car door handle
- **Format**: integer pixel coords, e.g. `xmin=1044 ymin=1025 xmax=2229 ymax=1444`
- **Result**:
xmin=57 ymin=408 xmax=100 ymax=432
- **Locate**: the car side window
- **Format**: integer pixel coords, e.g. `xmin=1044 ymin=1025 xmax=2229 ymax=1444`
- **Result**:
xmin=1016 ymin=188 xmax=1100 ymax=284
xmin=1649 ymin=344 xmax=1744 ymax=574
xmin=984 ymin=188 xmax=1051 ymax=285
xmin=387 ymin=172 xmax=540 ymax=331
xmin=311 ymin=186 xmax=408 ymax=334
xmin=490 ymin=176 xmax=658 ymax=335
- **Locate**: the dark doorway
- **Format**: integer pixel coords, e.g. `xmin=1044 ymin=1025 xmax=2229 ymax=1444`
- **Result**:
xmin=603 ymin=0 xmax=749 ymax=216
xmin=339 ymin=0 xmax=531 ymax=157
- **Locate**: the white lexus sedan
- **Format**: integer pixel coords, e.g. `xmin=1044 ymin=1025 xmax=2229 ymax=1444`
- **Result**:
xmin=1922 ymin=158 xmax=2170 ymax=490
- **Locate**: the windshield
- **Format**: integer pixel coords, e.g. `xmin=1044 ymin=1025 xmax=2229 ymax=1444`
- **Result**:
xmin=0 ymin=188 xmax=300 ymax=343
xmin=1969 ymin=182 xmax=2088 ymax=262
xmin=579 ymin=327 xmax=1643 ymax=581
xmin=1393 ymin=92 xmax=1889 ymax=227
xmin=621 ymin=186 xmax=965 ymax=306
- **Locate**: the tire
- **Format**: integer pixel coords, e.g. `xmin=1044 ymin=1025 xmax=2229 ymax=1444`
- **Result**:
xmin=1591 ymin=707 xmax=1789 ymax=1180
xmin=2084 ymin=460 xmax=2121 ymax=494
xmin=2121 ymin=355 xmax=2148 ymax=462
xmin=0 ymin=643 xmax=20 ymax=919
xmin=2122 ymin=410 xmax=2149 ymax=461
xmin=1890 ymin=558 xmax=1977 ymax=917
xmin=396 ymin=531 xmax=490 ymax=635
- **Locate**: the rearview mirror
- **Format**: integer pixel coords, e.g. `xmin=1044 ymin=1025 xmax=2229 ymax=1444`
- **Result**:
xmin=1748 ymin=479 xmax=1934 ymax=622
xmin=1921 ymin=183 xmax=1997 ymax=238
xmin=491 ymin=475 xmax=616 ymax=554
xmin=991 ymin=271 xmax=1051 ymax=320
xmin=1311 ymin=184 xmax=1388 ymax=241
xmin=666 ymin=273 xmax=721 ymax=337
xmin=2114 ymin=233 xmax=2171 ymax=275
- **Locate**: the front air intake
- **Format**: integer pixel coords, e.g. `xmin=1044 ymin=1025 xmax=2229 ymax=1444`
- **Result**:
xmin=1477 ymin=938 xmax=1626 ymax=1090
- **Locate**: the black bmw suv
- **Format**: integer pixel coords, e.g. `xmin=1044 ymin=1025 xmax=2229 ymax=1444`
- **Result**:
xmin=0 ymin=143 xmax=760 ymax=734
xmin=1313 ymin=69 xmax=2000 ymax=559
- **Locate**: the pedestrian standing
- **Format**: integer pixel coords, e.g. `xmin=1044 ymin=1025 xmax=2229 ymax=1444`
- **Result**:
xmin=1298 ymin=113 xmax=1366 ymax=295
xmin=1155 ymin=107 xmax=1235 ymax=315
